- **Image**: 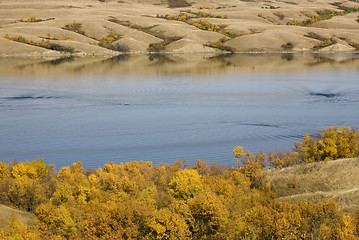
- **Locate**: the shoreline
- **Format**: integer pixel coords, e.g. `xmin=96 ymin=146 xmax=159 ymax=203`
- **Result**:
xmin=1 ymin=52 xmax=358 ymax=76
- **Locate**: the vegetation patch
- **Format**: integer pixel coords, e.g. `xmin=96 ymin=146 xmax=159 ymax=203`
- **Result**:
xmin=304 ymin=32 xmax=328 ymax=41
xmin=257 ymin=13 xmax=277 ymax=23
xmin=313 ymin=37 xmax=336 ymax=49
xmin=284 ymin=1 xmax=297 ymax=5
xmin=199 ymin=5 xmax=213 ymax=10
xmin=156 ymin=13 xmax=235 ymax=37
xmin=234 ymin=126 xmax=359 ymax=169
xmin=167 ymin=0 xmax=191 ymax=8
xmin=14 ymin=17 xmax=55 ymax=23
xmin=304 ymin=32 xmax=338 ymax=51
xmin=349 ymin=41 xmax=359 ymax=50
xmin=261 ymin=5 xmax=280 ymax=9
xmin=43 ymin=33 xmax=60 ymax=40
xmin=62 ymin=23 xmax=86 ymax=36
xmin=98 ymin=32 xmax=120 ymax=46
xmin=4 ymin=35 xmax=74 ymax=53
xmin=101 ymin=43 xmax=129 ymax=52
xmin=148 ymin=36 xmax=182 ymax=52
xmin=281 ymin=42 xmax=294 ymax=50
xmin=273 ymin=11 xmax=285 ymax=20
xmin=287 ymin=7 xmax=359 ymax=27
xmin=183 ymin=10 xmax=228 ymax=19
xmin=205 ymin=36 xmax=234 ymax=52
xmin=1 ymin=126 xmax=359 ymax=239
xmin=108 ymin=18 xmax=167 ymax=40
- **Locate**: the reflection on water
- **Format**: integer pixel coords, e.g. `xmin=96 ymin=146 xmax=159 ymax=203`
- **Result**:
xmin=0 ymin=54 xmax=358 ymax=169
xmin=0 ymin=53 xmax=358 ymax=76
xmin=102 ymin=54 xmax=130 ymax=64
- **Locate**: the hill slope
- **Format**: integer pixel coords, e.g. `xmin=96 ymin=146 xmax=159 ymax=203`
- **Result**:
xmin=0 ymin=204 xmax=35 ymax=229
xmin=0 ymin=0 xmax=358 ymax=56
xmin=265 ymin=158 xmax=359 ymax=213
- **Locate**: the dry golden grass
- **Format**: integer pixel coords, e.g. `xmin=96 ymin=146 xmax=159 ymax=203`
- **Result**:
xmin=265 ymin=158 xmax=359 ymax=213
xmin=0 ymin=0 xmax=358 ymax=56
xmin=0 ymin=204 xmax=34 ymax=229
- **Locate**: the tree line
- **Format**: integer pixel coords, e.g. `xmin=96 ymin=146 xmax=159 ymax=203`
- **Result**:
xmin=0 ymin=126 xmax=359 ymax=239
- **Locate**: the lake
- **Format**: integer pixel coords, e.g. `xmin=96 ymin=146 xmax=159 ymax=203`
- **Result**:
xmin=0 ymin=53 xmax=358 ymax=169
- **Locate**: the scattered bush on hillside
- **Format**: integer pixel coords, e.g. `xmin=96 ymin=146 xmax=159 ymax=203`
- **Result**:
xmin=205 ymin=36 xmax=234 ymax=52
xmin=21 ymin=17 xmax=43 ymax=23
xmin=273 ymin=11 xmax=285 ymax=20
xmin=13 ymin=17 xmax=55 ymax=23
xmin=148 ymin=36 xmax=182 ymax=52
xmin=4 ymin=35 xmax=75 ymax=53
xmin=108 ymin=18 xmax=167 ymax=40
xmin=281 ymin=42 xmax=294 ymax=50
xmin=168 ymin=0 xmax=191 ymax=8
xmin=313 ymin=37 xmax=336 ymax=49
xmin=156 ymin=13 xmax=234 ymax=37
xmin=62 ymin=23 xmax=86 ymax=36
xmin=98 ymin=32 xmax=120 ymax=45
xmin=304 ymin=32 xmax=328 ymax=41
xmin=349 ymin=41 xmax=359 ymax=50
xmin=261 ymin=5 xmax=280 ymax=9
xmin=287 ymin=7 xmax=359 ymax=27
xmin=257 ymin=13 xmax=276 ymax=23
xmin=97 ymin=32 xmax=129 ymax=52
xmin=101 ymin=43 xmax=130 ymax=52
xmin=182 ymin=10 xmax=228 ymax=19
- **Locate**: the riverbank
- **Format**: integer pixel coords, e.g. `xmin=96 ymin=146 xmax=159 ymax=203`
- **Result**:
xmin=0 ymin=0 xmax=359 ymax=57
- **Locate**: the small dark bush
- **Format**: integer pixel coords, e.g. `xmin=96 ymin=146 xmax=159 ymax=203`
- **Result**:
xmin=148 ymin=42 xmax=166 ymax=52
xmin=47 ymin=43 xmax=74 ymax=53
xmin=281 ymin=42 xmax=293 ymax=50
xmin=304 ymin=32 xmax=327 ymax=41
xmin=102 ymin=43 xmax=130 ymax=52
xmin=63 ymin=23 xmax=86 ymax=36
xmin=168 ymin=0 xmax=191 ymax=8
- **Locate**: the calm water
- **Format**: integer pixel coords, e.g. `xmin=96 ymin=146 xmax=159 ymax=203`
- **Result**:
xmin=0 ymin=54 xmax=359 ymax=169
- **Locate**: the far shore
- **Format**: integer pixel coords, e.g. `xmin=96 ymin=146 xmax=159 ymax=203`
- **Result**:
xmin=1 ymin=0 xmax=359 ymax=57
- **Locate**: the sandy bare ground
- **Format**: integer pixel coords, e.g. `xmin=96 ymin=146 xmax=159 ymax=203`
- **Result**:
xmin=0 ymin=204 xmax=34 ymax=229
xmin=0 ymin=0 xmax=358 ymax=57
xmin=265 ymin=158 xmax=359 ymax=213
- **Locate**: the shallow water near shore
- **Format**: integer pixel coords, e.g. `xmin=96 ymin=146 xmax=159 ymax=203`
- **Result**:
xmin=0 ymin=54 xmax=358 ymax=169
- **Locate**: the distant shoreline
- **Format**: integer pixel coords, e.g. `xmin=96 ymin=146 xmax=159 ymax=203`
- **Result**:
xmin=1 ymin=0 xmax=359 ymax=57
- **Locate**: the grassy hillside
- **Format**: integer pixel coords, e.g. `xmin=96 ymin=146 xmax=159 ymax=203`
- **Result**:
xmin=0 ymin=204 xmax=34 ymax=229
xmin=265 ymin=158 xmax=359 ymax=213
xmin=0 ymin=0 xmax=359 ymax=56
